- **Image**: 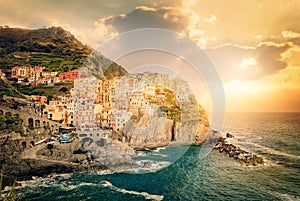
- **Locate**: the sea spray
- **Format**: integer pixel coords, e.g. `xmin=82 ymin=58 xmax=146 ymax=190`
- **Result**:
xmin=100 ymin=181 xmax=164 ymax=201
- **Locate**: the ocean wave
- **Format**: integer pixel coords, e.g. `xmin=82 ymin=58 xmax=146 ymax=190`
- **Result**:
xmin=15 ymin=159 xmax=170 ymax=193
xmin=60 ymin=182 xmax=98 ymax=191
xmin=267 ymin=190 xmax=300 ymax=201
xmin=11 ymin=174 xmax=69 ymax=191
xmin=135 ymin=160 xmax=170 ymax=172
xmin=234 ymin=141 xmax=300 ymax=160
xmin=121 ymin=161 xmax=170 ymax=174
xmin=100 ymin=180 xmax=164 ymax=201
xmin=151 ymin=152 xmax=168 ymax=157
xmin=136 ymin=147 xmax=167 ymax=157
xmin=136 ymin=151 xmax=148 ymax=156
xmin=93 ymin=169 xmax=117 ymax=175
xmin=152 ymin=147 xmax=166 ymax=152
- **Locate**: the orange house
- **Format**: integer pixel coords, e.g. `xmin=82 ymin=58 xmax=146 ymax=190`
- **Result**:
xmin=58 ymin=70 xmax=78 ymax=81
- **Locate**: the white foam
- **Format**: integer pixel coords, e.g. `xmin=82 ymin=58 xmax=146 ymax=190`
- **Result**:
xmin=152 ymin=153 xmax=168 ymax=157
xmin=60 ymin=182 xmax=99 ymax=191
xmin=136 ymin=152 xmax=148 ymax=156
xmin=92 ymin=169 xmax=116 ymax=175
xmin=101 ymin=181 xmax=164 ymax=201
xmin=236 ymin=141 xmax=300 ymax=160
xmin=116 ymin=160 xmax=170 ymax=174
xmin=152 ymin=147 xmax=166 ymax=153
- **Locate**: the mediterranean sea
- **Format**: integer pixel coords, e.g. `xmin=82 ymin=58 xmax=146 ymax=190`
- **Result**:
xmin=17 ymin=113 xmax=300 ymax=200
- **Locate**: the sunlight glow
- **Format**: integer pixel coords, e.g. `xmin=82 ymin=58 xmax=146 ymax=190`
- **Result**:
xmin=241 ymin=57 xmax=256 ymax=69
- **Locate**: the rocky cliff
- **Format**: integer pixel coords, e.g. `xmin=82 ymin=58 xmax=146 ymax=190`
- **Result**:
xmin=123 ymin=101 xmax=210 ymax=149
xmin=85 ymin=140 xmax=137 ymax=169
xmin=0 ymin=135 xmax=91 ymax=188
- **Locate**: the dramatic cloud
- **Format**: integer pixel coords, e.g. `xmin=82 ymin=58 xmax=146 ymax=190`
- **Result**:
xmin=0 ymin=0 xmax=299 ymax=111
xmin=281 ymin=30 xmax=300 ymax=39
xmin=105 ymin=7 xmax=190 ymax=33
xmin=188 ymin=0 xmax=300 ymax=47
xmin=202 ymin=15 xmax=217 ymax=24
xmin=0 ymin=0 xmax=181 ymax=46
xmin=206 ymin=43 xmax=291 ymax=81
xmin=90 ymin=5 xmax=297 ymax=82
xmin=93 ymin=6 xmax=219 ymax=48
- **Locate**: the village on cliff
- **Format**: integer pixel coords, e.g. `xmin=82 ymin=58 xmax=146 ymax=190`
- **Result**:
xmin=1 ymin=65 xmax=192 ymax=135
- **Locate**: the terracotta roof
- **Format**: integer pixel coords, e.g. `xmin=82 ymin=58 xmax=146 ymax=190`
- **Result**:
xmin=103 ymin=107 xmax=112 ymax=111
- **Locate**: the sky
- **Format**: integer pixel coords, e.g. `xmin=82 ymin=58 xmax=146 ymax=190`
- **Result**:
xmin=1 ymin=0 xmax=299 ymax=112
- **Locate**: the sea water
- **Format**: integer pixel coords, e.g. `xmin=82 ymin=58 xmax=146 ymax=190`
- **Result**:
xmin=17 ymin=113 xmax=300 ymax=200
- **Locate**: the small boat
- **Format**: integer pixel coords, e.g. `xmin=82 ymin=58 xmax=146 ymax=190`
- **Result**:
xmin=59 ymin=136 xmax=73 ymax=143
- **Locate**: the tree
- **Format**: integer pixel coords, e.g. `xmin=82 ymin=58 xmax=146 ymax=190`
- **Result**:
xmin=8 ymin=77 xmax=18 ymax=83
xmin=59 ymin=87 xmax=68 ymax=93
xmin=23 ymin=78 xmax=29 ymax=83
xmin=40 ymin=104 xmax=46 ymax=110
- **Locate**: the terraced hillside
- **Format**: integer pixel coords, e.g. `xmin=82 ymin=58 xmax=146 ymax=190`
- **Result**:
xmin=0 ymin=26 xmax=91 ymax=72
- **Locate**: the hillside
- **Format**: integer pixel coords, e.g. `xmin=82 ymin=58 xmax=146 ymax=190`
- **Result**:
xmin=81 ymin=50 xmax=128 ymax=80
xmin=0 ymin=27 xmax=92 ymax=72
xmin=0 ymin=26 xmax=127 ymax=78
xmin=0 ymin=78 xmax=24 ymax=98
xmin=0 ymin=26 xmax=127 ymax=98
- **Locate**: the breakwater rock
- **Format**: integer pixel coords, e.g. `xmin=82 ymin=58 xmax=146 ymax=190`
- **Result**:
xmin=214 ymin=135 xmax=264 ymax=166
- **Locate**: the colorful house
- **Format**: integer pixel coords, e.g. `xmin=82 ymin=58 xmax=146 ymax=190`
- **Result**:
xmin=58 ymin=70 xmax=78 ymax=81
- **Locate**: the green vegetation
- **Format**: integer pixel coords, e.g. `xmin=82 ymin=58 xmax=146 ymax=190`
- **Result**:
xmin=11 ymin=82 xmax=73 ymax=101
xmin=0 ymin=27 xmax=91 ymax=73
xmin=59 ymin=86 xmax=68 ymax=93
xmin=156 ymin=88 xmax=181 ymax=122
xmin=81 ymin=51 xmax=127 ymax=80
xmin=0 ymin=115 xmax=23 ymax=135
xmin=103 ymin=62 xmax=127 ymax=80
xmin=131 ymin=87 xmax=182 ymax=122
xmin=0 ymin=26 xmax=127 ymax=100
xmin=0 ymin=79 xmax=24 ymax=98
xmin=0 ymin=53 xmax=87 ymax=73
xmin=0 ymin=174 xmax=17 ymax=201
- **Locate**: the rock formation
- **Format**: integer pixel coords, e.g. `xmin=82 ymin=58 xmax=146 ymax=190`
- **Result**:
xmin=214 ymin=136 xmax=264 ymax=166
xmin=0 ymin=135 xmax=104 ymax=189
xmin=35 ymin=140 xmax=91 ymax=164
xmin=122 ymin=102 xmax=210 ymax=149
xmin=85 ymin=140 xmax=137 ymax=169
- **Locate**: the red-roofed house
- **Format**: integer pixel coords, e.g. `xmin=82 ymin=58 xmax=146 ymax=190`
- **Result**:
xmin=59 ymin=70 xmax=78 ymax=81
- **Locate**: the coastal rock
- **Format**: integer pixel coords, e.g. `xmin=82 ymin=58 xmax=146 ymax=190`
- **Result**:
xmin=84 ymin=140 xmax=137 ymax=169
xmin=36 ymin=141 xmax=90 ymax=163
xmin=0 ymin=136 xmax=107 ymax=189
xmin=123 ymin=113 xmax=173 ymax=149
xmin=226 ymin=133 xmax=234 ymax=138
xmin=0 ymin=137 xmax=71 ymax=188
xmin=122 ymin=103 xmax=209 ymax=149
xmin=213 ymin=136 xmax=264 ymax=166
